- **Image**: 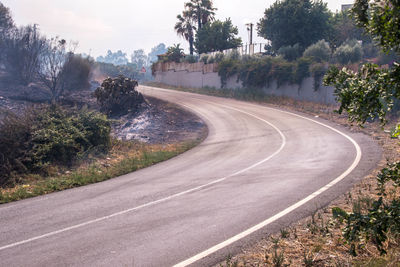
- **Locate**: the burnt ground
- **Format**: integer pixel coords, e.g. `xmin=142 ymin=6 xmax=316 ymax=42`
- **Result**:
xmin=0 ymin=81 xmax=207 ymax=144
xmin=113 ymin=96 xmax=207 ymax=144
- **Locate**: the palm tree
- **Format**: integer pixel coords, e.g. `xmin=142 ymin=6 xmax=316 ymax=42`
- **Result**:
xmin=174 ymin=11 xmax=196 ymax=55
xmin=184 ymin=0 xmax=217 ymax=31
xmin=165 ymin=44 xmax=185 ymax=62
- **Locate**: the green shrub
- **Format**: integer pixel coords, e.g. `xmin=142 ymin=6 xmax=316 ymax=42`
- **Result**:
xmin=333 ymin=41 xmax=363 ymax=64
xmin=278 ymin=43 xmax=302 ymax=61
xmin=162 ymin=44 xmax=185 ymax=63
xmin=218 ymin=55 xmax=314 ymax=89
xmin=217 ymin=53 xmax=327 ymax=90
xmin=30 ymin=107 xmax=110 ymax=169
xmin=183 ymin=55 xmax=197 ymax=63
xmin=0 ymin=108 xmax=36 ymax=186
xmin=294 ymin=57 xmax=312 ymax=86
xmin=200 ymin=55 xmax=209 ymax=64
xmin=0 ymin=106 xmax=111 ymax=186
xmin=333 ymin=161 xmax=400 ymax=255
xmin=227 ymin=50 xmax=240 ymax=61
xmin=217 ymin=57 xmax=240 ymax=88
xmin=303 ymin=40 xmax=331 ymax=62
xmin=310 ymin=63 xmax=327 ymax=90
xmin=270 ymin=60 xmax=295 ymax=88
xmin=207 ymin=56 xmax=215 ymax=64
xmin=94 ymin=76 xmax=145 ymax=116
xmin=214 ymin=52 xmax=225 ymax=63
xmin=237 ymin=56 xmax=274 ymax=88
xmin=77 ymin=109 xmax=112 ymax=149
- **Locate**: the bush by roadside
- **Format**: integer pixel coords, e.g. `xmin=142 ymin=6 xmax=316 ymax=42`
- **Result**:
xmin=94 ymin=76 xmax=145 ymax=116
xmin=0 ymin=105 xmax=111 ymax=187
xmin=217 ymin=54 xmax=327 ymax=90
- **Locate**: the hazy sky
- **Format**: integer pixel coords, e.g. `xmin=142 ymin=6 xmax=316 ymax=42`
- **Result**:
xmin=2 ymin=0 xmax=352 ymax=58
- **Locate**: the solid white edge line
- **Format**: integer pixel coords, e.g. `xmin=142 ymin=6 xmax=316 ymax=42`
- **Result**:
xmin=0 ymin=96 xmax=286 ymax=252
xmin=171 ymin=93 xmax=362 ymax=267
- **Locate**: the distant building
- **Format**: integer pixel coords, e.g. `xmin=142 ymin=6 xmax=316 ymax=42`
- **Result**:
xmin=341 ymin=4 xmax=353 ymax=11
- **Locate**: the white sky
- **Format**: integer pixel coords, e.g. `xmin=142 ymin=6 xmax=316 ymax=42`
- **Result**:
xmin=2 ymin=0 xmax=352 ymax=58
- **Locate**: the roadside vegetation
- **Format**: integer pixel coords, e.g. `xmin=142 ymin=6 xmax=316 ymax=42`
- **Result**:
xmin=0 ymin=141 xmax=198 ymax=204
xmin=0 ymin=76 xmax=205 ymax=204
xmin=0 ymin=106 xmax=111 ymax=187
xmin=323 ymin=0 xmax=400 ymax=260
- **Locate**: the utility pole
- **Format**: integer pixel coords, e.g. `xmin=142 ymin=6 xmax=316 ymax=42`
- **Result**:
xmin=246 ymin=23 xmax=254 ymax=45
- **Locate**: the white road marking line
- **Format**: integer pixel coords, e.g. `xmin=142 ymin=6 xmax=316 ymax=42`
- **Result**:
xmin=0 ymin=97 xmax=286 ymax=252
xmin=173 ymin=100 xmax=362 ymax=267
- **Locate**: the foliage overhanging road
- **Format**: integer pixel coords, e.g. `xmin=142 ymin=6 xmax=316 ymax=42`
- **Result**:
xmin=0 ymin=86 xmax=380 ymax=266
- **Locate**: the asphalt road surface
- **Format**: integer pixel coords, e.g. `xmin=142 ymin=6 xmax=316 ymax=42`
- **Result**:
xmin=0 ymin=86 xmax=381 ymax=267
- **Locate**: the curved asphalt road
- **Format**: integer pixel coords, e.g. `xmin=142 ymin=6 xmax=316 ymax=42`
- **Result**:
xmin=0 ymin=85 xmax=380 ymax=267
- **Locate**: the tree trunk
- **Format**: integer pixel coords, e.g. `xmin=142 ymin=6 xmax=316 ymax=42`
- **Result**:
xmin=197 ymin=9 xmax=202 ymax=30
xmin=189 ymin=37 xmax=194 ymax=55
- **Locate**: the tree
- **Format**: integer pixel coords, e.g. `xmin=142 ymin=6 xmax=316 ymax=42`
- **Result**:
xmin=163 ymin=44 xmax=185 ymax=63
xmin=130 ymin=49 xmax=148 ymax=69
xmin=0 ymin=3 xmax=14 ymax=64
xmin=4 ymin=25 xmax=47 ymax=84
xmin=0 ymin=3 xmax=13 ymax=37
xmin=325 ymin=0 xmax=400 ymax=124
xmin=332 ymin=40 xmax=363 ymax=64
xmin=38 ymin=37 xmax=74 ymax=103
xmin=277 ymin=43 xmax=303 ymax=61
xmin=257 ymin=0 xmax=332 ymax=52
xmin=184 ymin=0 xmax=216 ymax=31
xmin=352 ymin=0 xmax=400 ymax=54
xmin=59 ymin=54 xmax=92 ymax=91
xmin=148 ymin=43 xmax=167 ymax=63
xmin=328 ymin=10 xmax=370 ymax=49
xmin=175 ymin=11 xmax=196 ymax=55
xmin=324 ymin=0 xmax=400 ymax=255
xmin=303 ymin=39 xmax=331 ymax=62
xmin=96 ymin=50 xmax=129 ymax=65
xmin=194 ymin=18 xmax=242 ymax=54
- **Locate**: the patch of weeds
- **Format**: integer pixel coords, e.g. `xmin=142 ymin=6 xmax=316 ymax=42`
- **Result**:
xmin=272 ymin=248 xmax=286 ymax=267
xmin=307 ymin=221 xmax=319 ymax=235
xmin=271 ymin=237 xmax=280 ymax=248
xmin=303 ymin=250 xmax=314 ymax=267
xmin=280 ymin=228 xmax=290 ymax=238
xmin=313 ymin=243 xmax=323 ymax=253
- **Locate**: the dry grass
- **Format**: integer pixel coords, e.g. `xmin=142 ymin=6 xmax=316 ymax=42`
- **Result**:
xmin=0 ymin=139 xmax=202 ymax=204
